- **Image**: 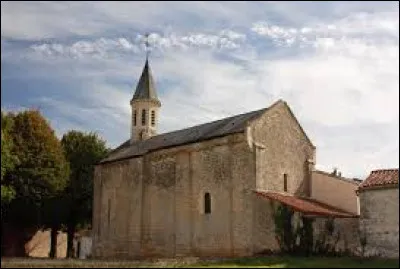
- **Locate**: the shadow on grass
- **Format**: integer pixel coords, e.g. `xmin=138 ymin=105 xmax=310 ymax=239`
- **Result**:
xmin=188 ymin=255 xmax=400 ymax=268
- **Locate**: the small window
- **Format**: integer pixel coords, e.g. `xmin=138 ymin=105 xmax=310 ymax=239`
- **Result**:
xmin=283 ymin=174 xmax=288 ymax=192
xmin=204 ymin=192 xmax=211 ymax=214
xmin=133 ymin=110 xmax=137 ymax=126
xmin=141 ymin=109 xmax=146 ymax=125
xmin=151 ymin=110 xmax=155 ymax=126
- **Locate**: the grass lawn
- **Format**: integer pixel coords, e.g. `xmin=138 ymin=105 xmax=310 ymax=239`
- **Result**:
xmin=191 ymin=256 xmax=399 ymax=268
xmin=1 ymin=256 xmax=399 ymax=268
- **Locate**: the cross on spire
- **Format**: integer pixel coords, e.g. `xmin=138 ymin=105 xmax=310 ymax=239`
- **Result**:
xmin=131 ymin=33 xmax=160 ymax=105
xmin=144 ymin=33 xmax=150 ymax=60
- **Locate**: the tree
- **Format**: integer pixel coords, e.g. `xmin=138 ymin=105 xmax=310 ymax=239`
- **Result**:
xmin=1 ymin=109 xmax=69 ymax=257
xmin=7 ymin=110 xmax=69 ymax=203
xmin=41 ymin=195 xmax=69 ymax=258
xmin=1 ymin=111 xmax=18 ymax=204
xmin=61 ymin=130 xmax=109 ymax=258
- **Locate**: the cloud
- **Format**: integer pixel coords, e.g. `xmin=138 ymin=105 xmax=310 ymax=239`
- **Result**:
xmin=248 ymin=10 xmax=399 ymax=178
xmin=1 ymin=2 xmax=398 ymax=179
xmin=252 ymin=10 xmax=399 ymax=47
xmin=258 ymin=41 xmax=399 ymax=126
xmin=30 ymin=38 xmax=140 ymax=59
xmin=5 ymin=1 xmax=395 ymax=41
xmin=24 ymin=34 xmax=397 ymax=180
xmin=0 ymin=1 xmax=279 ymax=40
xmin=28 ymin=30 xmax=247 ymax=60
xmin=33 ymin=95 xmax=129 ymax=146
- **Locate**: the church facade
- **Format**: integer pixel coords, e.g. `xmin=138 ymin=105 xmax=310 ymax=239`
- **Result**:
xmin=91 ymin=59 xmax=359 ymax=259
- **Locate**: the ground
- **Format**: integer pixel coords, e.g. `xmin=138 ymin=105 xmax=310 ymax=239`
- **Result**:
xmin=1 ymin=256 xmax=399 ymax=268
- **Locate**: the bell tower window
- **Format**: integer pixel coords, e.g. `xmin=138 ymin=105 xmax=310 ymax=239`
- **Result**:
xmin=133 ymin=110 xmax=137 ymax=126
xmin=141 ymin=109 xmax=146 ymax=125
xmin=151 ymin=110 xmax=155 ymax=126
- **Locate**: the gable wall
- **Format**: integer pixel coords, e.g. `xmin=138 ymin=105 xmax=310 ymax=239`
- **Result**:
xmin=247 ymin=101 xmax=315 ymax=254
xmin=249 ymin=101 xmax=315 ymax=196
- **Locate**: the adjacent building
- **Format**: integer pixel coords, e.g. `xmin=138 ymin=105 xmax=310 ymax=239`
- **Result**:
xmin=357 ymin=169 xmax=399 ymax=258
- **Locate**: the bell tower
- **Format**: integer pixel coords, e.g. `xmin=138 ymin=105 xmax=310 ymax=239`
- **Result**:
xmin=130 ymin=34 xmax=161 ymax=143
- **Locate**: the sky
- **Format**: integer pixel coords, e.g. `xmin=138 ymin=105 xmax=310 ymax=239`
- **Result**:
xmin=1 ymin=1 xmax=399 ymax=179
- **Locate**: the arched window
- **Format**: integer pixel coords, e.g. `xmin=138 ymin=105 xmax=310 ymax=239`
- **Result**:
xmin=141 ymin=109 xmax=146 ymax=125
xmin=151 ymin=110 xmax=155 ymax=126
xmin=133 ymin=110 xmax=137 ymax=126
xmin=283 ymin=174 xmax=288 ymax=192
xmin=204 ymin=192 xmax=211 ymax=214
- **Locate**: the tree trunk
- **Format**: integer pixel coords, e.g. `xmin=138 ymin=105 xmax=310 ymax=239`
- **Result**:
xmin=49 ymin=225 xmax=58 ymax=258
xmin=1 ymin=223 xmax=33 ymax=257
xmin=66 ymin=223 xmax=75 ymax=258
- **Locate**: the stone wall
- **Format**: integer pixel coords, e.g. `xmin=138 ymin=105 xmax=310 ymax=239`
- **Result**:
xmin=250 ymin=101 xmax=315 ymax=196
xmin=75 ymin=236 xmax=92 ymax=259
xmin=92 ymin=101 xmax=321 ymax=259
xmin=92 ymin=133 xmax=256 ymax=258
xmin=249 ymin=101 xmax=315 ymax=254
xmin=252 ymin=198 xmax=280 ymax=254
xmin=251 ymin=202 xmax=361 ymax=256
xmin=231 ymin=141 xmax=256 ymax=256
xmin=313 ymin=217 xmax=360 ymax=254
xmin=25 ymin=229 xmax=68 ymax=258
xmin=311 ymin=170 xmax=359 ymax=214
xmin=359 ymin=187 xmax=399 ymax=258
xmin=92 ymin=157 xmax=143 ymax=258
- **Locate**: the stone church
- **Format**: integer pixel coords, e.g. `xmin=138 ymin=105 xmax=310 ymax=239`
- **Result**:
xmin=91 ymin=58 xmax=360 ymax=259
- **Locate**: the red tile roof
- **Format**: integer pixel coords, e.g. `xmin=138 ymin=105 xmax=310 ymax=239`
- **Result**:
xmin=254 ymin=190 xmax=357 ymax=218
xmin=359 ymin=169 xmax=399 ymax=190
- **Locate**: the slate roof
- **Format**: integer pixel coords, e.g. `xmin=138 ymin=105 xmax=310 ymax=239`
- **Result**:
xmin=358 ymin=169 xmax=399 ymax=190
xmin=254 ymin=190 xmax=357 ymax=218
xmin=131 ymin=59 xmax=160 ymax=104
xmin=100 ymin=105 xmax=273 ymax=164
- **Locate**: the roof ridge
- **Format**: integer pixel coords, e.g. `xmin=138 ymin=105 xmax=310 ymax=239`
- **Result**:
xmin=100 ymin=99 xmax=289 ymax=164
xmin=312 ymin=169 xmax=360 ymax=185
xmin=146 ymin=99 xmax=284 ymax=141
xmin=371 ymin=168 xmax=399 ymax=173
xmin=147 ymin=106 xmax=268 ymax=140
xmin=105 ymin=106 xmax=269 ymax=155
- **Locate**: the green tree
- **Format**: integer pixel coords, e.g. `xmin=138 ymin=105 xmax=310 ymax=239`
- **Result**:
xmin=8 ymin=110 xmax=69 ymax=202
xmin=1 ymin=109 xmax=69 ymax=257
xmin=61 ymin=130 xmax=109 ymax=258
xmin=1 ymin=111 xmax=18 ymax=204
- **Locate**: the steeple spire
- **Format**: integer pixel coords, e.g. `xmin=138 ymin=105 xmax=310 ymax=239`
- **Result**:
xmin=131 ymin=59 xmax=159 ymax=103
xmin=131 ymin=33 xmax=160 ymax=105
xmin=130 ymin=33 xmax=161 ymax=143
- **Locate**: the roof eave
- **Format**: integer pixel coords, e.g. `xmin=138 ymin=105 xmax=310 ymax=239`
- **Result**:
xmin=357 ymin=183 xmax=399 ymax=192
xmin=98 ymin=131 xmax=244 ymax=165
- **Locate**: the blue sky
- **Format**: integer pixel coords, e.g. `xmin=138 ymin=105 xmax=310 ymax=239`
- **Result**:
xmin=1 ymin=1 xmax=399 ymax=179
